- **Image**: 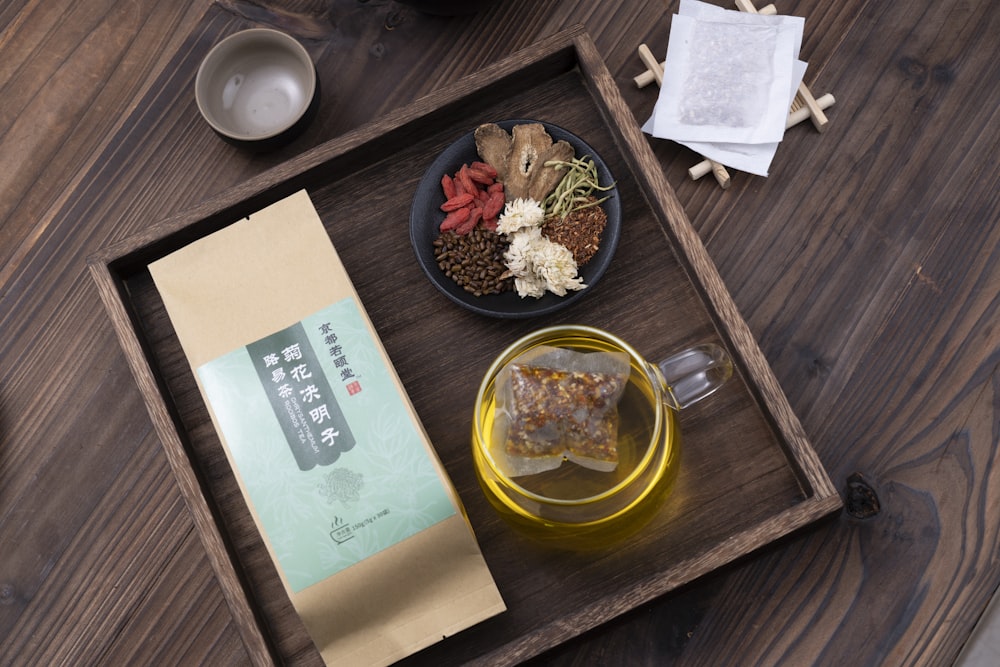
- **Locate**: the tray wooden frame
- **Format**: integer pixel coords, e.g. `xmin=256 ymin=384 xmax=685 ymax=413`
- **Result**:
xmin=88 ymin=25 xmax=841 ymax=666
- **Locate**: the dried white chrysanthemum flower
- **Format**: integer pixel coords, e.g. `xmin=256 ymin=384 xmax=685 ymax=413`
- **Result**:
xmin=514 ymin=273 xmax=549 ymax=299
xmin=532 ymin=240 xmax=585 ymax=296
xmin=503 ymin=226 xmax=586 ymax=299
xmin=503 ymin=226 xmax=542 ymax=275
xmin=496 ymin=197 xmax=545 ymax=235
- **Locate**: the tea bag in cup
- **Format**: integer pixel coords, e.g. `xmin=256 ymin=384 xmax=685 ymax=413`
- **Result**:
xmin=491 ymin=345 xmax=630 ymax=477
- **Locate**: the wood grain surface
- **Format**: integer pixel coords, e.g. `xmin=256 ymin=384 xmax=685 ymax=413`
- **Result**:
xmin=2 ymin=0 xmax=999 ymax=665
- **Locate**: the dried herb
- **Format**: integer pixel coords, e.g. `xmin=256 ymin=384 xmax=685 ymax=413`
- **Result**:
xmin=433 ymin=228 xmax=513 ymax=296
xmin=542 ymin=155 xmax=615 ymax=220
xmin=543 ymin=195 xmax=607 ymax=266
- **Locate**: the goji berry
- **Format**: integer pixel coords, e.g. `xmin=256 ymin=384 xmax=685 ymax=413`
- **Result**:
xmin=483 ymin=191 xmax=505 ymax=219
xmin=456 ymin=207 xmax=482 ymax=235
xmin=440 ymin=207 xmax=470 ymax=232
xmin=468 ymin=167 xmax=494 ymax=185
xmin=441 ymin=174 xmax=456 ymax=199
xmin=441 ymin=192 xmax=475 ymax=211
xmin=457 ymin=164 xmax=476 ymax=195
xmin=437 ymin=162 xmax=504 ymax=236
xmin=452 ymin=173 xmax=468 ymax=196
xmin=471 ymin=161 xmax=498 ymax=179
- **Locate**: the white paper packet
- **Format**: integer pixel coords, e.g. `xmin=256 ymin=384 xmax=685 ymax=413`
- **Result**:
xmin=641 ymin=0 xmax=808 ymax=174
xmin=678 ymin=0 xmax=803 ymax=58
xmin=648 ymin=10 xmax=803 ymax=144
xmin=677 ymin=58 xmax=807 ymax=175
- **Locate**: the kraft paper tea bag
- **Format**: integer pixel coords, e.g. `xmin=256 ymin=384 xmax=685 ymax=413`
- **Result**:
xmin=149 ymin=190 xmax=505 ymax=667
xmin=492 ymin=345 xmax=630 ymax=476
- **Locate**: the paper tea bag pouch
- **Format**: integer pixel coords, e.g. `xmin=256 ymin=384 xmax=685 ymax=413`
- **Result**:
xmin=492 ymin=345 xmax=630 ymax=476
xmin=149 ymin=190 xmax=504 ymax=667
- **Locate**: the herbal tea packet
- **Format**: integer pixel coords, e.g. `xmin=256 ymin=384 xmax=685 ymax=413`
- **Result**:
xmin=677 ymin=0 xmax=803 ymax=58
xmin=677 ymin=58 xmax=807 ymax=175
xmin=649 ymin=10 xmax=803 ymax=145
xmin=149 ymin=190 xmax=504 ymax=667
xmin=492 ymin=345 xmax=630 ymax=477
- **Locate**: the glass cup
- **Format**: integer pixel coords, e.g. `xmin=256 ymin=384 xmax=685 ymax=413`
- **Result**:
xmin=472 ymin=325 xmax=732 ymax=549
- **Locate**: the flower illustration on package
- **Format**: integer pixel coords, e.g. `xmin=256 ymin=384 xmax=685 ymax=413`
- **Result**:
xmin=318 ymin=468 xmax=364 ymax=506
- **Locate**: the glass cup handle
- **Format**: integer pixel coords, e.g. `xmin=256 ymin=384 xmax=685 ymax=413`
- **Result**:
xmin=657 ymin=343 xmax=733 ymax=410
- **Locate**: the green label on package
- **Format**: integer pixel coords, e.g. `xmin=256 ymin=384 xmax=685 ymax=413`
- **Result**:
xmin=197 ymin=298 xmax=456 ymax=592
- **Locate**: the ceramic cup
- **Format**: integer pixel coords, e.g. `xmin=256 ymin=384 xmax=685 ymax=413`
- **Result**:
xmin=472 ymin=325 xmax=732 ymax=549
xmin=195 ymin=28 xmax=319 ymax=151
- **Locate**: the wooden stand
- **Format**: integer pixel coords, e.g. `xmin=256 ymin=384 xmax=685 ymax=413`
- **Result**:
xmin=635 ymin=0 xmax=835 ymax=187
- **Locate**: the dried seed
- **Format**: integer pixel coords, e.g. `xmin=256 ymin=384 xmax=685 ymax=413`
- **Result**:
xmin=432 ymin=228 xmax=513 ymax=296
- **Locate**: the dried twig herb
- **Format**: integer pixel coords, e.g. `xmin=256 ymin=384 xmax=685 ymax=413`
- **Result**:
xmin=542 ymin=155 xmax=615 ymax=220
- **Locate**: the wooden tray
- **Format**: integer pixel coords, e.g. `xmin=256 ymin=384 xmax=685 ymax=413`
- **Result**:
xmin=88 ymin=26 xmax=841 ymax=666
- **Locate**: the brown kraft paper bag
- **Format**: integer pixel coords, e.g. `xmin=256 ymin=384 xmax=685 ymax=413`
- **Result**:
xmin=148 ymin=189 xmax=505 ymax=666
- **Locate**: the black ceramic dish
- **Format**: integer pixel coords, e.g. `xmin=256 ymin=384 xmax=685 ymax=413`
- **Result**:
xmin=409 ymin=119 xmax=621 ymax=319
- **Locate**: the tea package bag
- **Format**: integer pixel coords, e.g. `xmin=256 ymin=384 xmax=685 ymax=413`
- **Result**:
xmin=675 ymin=57 xmax=806 ymax=176
xmin=492 ymin=346 xmax=630 ymax=477
xmin=642 ymin=0 xmax=807 ymax=175
xmin=149 ymin=190 xmax=504 ymax=667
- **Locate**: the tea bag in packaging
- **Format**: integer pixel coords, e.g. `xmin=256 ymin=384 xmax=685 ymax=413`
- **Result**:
xmin=641 ymin=0 xmax=807 ymax=175
xmin=492 ymin=346 xmax=630 ymax=477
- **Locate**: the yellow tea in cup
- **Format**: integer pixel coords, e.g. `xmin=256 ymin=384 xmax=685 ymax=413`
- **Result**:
xmin=472 ymin=325 xmax=730 ymax=549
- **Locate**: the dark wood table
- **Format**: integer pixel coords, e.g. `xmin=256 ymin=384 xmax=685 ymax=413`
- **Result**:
xmin=3 ymin=0 xmax=998 ymax=665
